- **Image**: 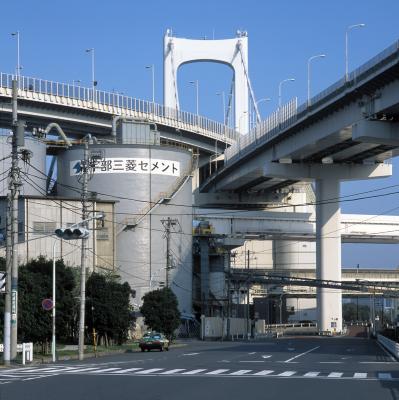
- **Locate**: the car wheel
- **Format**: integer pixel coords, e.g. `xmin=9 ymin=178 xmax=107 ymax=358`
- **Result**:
xmin=165 ymin=346 xmax=169 ymax=351
xmin=141 ymin=348 xmax=145 ymax=352
xmin=147 ymin=348 xmax=151 ymax=352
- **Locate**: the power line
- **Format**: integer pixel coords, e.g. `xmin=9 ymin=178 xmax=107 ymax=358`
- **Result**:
xmin=24 ymin=159 xmax=399 ymax=214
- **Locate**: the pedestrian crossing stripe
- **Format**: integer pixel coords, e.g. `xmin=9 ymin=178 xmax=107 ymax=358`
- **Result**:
xmin=0 ymin=367 xmax=395 ymax=381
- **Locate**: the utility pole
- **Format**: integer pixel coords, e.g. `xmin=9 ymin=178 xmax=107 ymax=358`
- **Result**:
xmin=7 ymin=79 xmax=24 ymax=362
xmin=161 ymin=217 xmax=178 ymax=287
xmin=247 ymin=249 xmax=250 ymax=339
xmin=78 ymin=139 xmax=90 ymax=361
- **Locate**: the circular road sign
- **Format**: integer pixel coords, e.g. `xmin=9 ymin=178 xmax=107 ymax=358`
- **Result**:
xmin=42 ymin=298 xmax=53 ymax=311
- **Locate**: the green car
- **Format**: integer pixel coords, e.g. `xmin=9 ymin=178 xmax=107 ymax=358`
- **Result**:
xmin=139 ymin=332 xmax=170 ymax=352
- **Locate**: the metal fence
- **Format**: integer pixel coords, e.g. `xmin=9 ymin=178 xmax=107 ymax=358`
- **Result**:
xmin=0 ymin=72 xmax=238 ymax=144
xmin=225 ymin=98 xmax=297 ymax=163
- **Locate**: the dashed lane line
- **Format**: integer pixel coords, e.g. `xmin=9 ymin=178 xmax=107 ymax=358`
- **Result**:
xmin=111 ymin=368 xmax=144 ymax=374
xmin=206 ymin=369 xmax=230 ymax=375
xmin=253 ymin=370 xmax=274 ymax=376
xmin=328 ymin=372 xmax=344 ymax=378
xmin=304 ymin=372 xmax=320 ymax=377
xmin=229 ymin=370 xmax=252 ymax=375
xmin=88 ymin=368 xmax=121 ymax=373
xmin=160 ymin=369 xmax=186 ymax=374
xmin=182 ymin=369 xmax=207 ymax=375
xmin=278 ymin=371 xmax=296 ymax=377
xmin=135 ymin=368 xmax=164 ymax=374
xmin=353 ymin=373 xmax=367 ymax=379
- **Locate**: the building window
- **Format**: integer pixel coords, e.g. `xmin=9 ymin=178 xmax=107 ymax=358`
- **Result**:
xmin=33 ymin=221 xmax=56 ymax=235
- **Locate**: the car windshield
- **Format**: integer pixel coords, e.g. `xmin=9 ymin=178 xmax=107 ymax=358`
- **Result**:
xmin=152 ymin=335 xmax=161 ymax=339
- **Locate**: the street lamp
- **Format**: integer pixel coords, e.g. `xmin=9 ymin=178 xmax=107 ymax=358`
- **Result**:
xmin=189 ymin=80 xmax=199 ymax=117
xmin=254 ymin=97 xmax=271 ymax=127
xmin=307 ymin=54 xmax=326 ymax=106
xmin=11 ymin=31 xmax=21 ymax=80
xmin=345 ymin=24 xmax=366 ymax=82
xmin=145 ymin=64 xmax=155 ymax=104
xmin=85 ymin=48 xmax=96 ymax=102
xmin=278 ymin=78 xmax=295 ymax=109
xmin=52 ymin=240 xmax=58 ymax=363
xmin=216 ymin=92 xmax=226 ymax=124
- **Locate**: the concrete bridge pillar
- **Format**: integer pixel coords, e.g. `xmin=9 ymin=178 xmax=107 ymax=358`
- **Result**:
xmin=262 ymin=161 xmax=392 ymax=334
xmin=315 ymin=178 xmax=342 ymax=333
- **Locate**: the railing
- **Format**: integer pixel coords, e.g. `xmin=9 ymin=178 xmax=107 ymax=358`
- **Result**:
xmin=225 ymin=98 xmax=297 ymax=162
xmin=224 ymin=38 xmax=399 ymax=166
xmin=0 ymin=72 xmax=239 ymax=144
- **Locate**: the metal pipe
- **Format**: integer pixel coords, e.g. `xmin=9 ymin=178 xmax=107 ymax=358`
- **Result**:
xmin=44 ymin=123 xmax=72 ymax=147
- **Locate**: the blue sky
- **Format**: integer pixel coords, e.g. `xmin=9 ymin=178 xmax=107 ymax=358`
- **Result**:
xmin=1 ymin=0 xmax=398 ymax=268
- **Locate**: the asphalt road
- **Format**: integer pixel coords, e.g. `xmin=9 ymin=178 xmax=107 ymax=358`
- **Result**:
xmin=0 ymin=337 xmax=398 ymax=400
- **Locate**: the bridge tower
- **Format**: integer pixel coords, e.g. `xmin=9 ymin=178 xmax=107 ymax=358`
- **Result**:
xmin=163 ymin=29 xmax=251 ymax=134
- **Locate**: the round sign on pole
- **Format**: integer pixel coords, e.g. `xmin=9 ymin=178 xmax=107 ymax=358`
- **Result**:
xmin=42 ymin=298 xmax=54 ymax=311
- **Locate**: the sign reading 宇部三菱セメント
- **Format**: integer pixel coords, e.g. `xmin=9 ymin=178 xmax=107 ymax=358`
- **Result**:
xmin=70 ymin=158 xmax=180 ymax=177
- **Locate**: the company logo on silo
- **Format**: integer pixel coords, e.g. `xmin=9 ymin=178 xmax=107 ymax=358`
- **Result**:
xmin=70 ymin=158 xmax=180 ymax=177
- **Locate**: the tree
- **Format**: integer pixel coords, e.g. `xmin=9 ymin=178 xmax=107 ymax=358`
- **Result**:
xmin=140 ymin=288 xmax=181 ymax=339
xmin=86 ymin=273 xmax=132 ymax=345
xmin=0 ymin=256 xmax=78 ymax=344
xmin=343 ymin=302 xmax=370 ymax=322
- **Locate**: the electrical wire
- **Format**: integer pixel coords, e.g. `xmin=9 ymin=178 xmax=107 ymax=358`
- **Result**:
xmin=24 ymin=159 xmax=399 ymax=214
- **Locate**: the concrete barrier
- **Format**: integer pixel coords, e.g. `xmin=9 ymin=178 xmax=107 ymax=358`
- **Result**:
xmin=377 ymin=334 xmax=399 ymax=359
xmin=200 ymin=316 xmax=248 ymax=340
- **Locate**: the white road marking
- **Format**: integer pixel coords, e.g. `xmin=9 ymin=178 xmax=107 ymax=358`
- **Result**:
xmin=160 ymin=369 xmax=186 ymax=374
xmin=262 ymin=355 xmax=272 ymax=359
xmin=287 ymin=348 xmax=295 ymax=351
xmin=89 ymin=368 xmax=121 ymax=373
xmin=248 ymin=352 xmax=256 ymax=355
xmin=278 ymin=371 xmax=296 ymax=377
xmin=253 ymin=370 xmax=274 ymax=376
xmin=182 ymin=353 xmax=200 ymax=356
xmin=206 ymin=369 xmax=230 ymax=375
xmin=353 ymin=373 xmax=367 ymax=379
xmin=111 ymin=368 xmax=144 ymax=374
xmin=304 ymin=372 xmax=320 ymax=377
xmin=23 ymin=375 xmax=50 ymax=381
xmin=378 ymin=373 xmax=392 ymax=380
xmin=240 ymin=361 xmax=265 ymax=363
xmin=135 ymin=368 xmax=164 ymax=374
xmin=18 ymin=367 xmax=58 ymax=374
xmin=328 ymin=372 xmax=343 ymax=378
xmin=284 ymin=346 xmax=320 ymax=363
xmin=182 ymin=369 xmax=207 ymax=375
xmin=65 ymin=367 xmax=102 ymax=373
xmin=6 ymin=367 xmax=38 ymax=372
xmin=230 ymin=370 xmax=252 ymax=375
xmin=359 ymin=361 xmax=397 ymax=364
xmin=319 ymin=362 xmax=343 ymax=364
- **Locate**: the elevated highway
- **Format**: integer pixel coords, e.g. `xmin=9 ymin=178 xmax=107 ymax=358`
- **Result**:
xmin=201 ymin=39 xmax=399 ymax=193
xmin=0 ymin=73 xmax=237 ymax=153
xmin=195 ymin=210 xmax=399 ymax=244
xmin=199 ymin=39 xmax=399 ymax=333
